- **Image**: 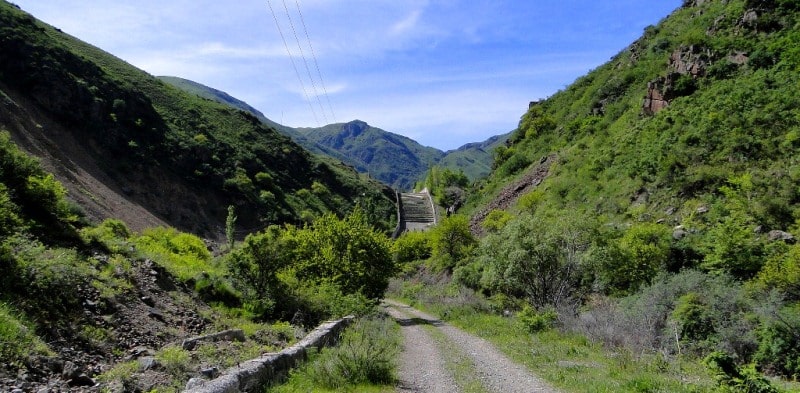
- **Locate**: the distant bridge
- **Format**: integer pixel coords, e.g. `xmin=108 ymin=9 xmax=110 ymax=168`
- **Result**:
xmin=393 ymin=189 xmax=437 ymax=238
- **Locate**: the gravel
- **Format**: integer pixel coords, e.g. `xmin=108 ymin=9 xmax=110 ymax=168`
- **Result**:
xmin=386 ymin=305 xmax=459 ymax=392
xmin=384 ymin=300 xmax=560 ymax=393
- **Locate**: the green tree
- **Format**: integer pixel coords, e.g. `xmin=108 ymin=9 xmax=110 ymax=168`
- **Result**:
xmin=477 ymin=212 xmax=591 ymax=308
xmin=293 ymin=207 xmax=394 ymax=299
xmin=429 ymin=214 xmax=476 ymax=271
xmin=595 ymin=222 xmax=671 ymax=295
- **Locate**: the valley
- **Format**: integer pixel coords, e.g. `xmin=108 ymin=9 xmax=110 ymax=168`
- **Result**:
xmin=2 ymin=0 xmax=800 ymax=392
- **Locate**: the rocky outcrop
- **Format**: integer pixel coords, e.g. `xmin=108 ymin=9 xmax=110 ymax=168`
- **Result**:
xmin=643 ymin=45 xmax=711 ymax=115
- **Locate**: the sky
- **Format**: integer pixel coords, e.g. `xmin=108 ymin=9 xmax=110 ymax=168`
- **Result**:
xmin=13 ymin=0 xmax=682 ymax=151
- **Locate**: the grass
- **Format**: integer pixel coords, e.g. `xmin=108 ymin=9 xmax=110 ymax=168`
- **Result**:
xmin=388 ymin=283 xmax=716 ymax=393
xmin=0 ymin=302 xmax=52 ymax=365
xmin=267 ymin=315 xmax=400 ymax=393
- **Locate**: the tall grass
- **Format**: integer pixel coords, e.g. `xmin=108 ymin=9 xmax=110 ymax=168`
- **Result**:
xmin=0 ymin=302 xmax=52 ymax=365
xmin=268 ymin=315 xmax=400 ymax=392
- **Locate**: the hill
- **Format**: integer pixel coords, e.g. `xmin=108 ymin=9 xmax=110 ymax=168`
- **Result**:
xmin=0 ymin=2 xmax=396 ymax=238
xmin=160 ymin=76 xmax=509 ymax=190
xmin=438 ymin=0 xmax=800 ymax=386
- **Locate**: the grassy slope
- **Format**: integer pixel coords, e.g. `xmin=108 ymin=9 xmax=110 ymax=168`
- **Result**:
xmin=470 ymin=0 xmax=800 ymax=232
xmin=0 ymin=1 xmax=396 ymax=235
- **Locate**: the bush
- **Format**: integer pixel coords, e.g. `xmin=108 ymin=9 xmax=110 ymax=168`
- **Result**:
xmin=518 ymin=304 xmax=557 ymax=333
xmin=134 ymin=227 xmax=215 ymax=282
xmin=704 ymin=351 xmax=779 ymax=393
xmin=754 ymin=304 xmax=800 ymax=379
xmin=391 ymin=231 xmax=432 ymax=264
xmin=156 ymin=345 xmax=191 ymax=376
xmin=429 ymin=215 xmax=476 ymax=272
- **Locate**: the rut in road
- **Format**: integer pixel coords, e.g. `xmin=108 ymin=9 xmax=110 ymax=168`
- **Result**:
xmin=384 ymin=300 xmax=560 ymax=393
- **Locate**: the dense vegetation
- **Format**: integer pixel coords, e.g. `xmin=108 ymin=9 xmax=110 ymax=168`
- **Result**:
xmin=0 ymin=126 xmax=397 ymax=389
xmin=0 ymin=1 xmax=396 ymax=235
xmin=396 ymin=0 xmax=800 ymax=390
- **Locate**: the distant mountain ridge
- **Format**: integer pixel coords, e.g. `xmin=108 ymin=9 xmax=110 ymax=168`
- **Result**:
xmin=159 ymin=76 xmax=509 ymax=190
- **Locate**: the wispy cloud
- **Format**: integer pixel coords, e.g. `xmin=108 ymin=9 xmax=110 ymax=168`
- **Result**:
xmin=14 ymin=0 xmax=683 ymax=150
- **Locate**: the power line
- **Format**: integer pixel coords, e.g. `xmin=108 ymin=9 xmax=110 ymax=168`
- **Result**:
xmin=294 ymin=0 xmax=337 ymax=123
xmin=266 ymin=0 xmax=320 ymax=126
xmin=281 ymin=0 xmax=328 ymax=124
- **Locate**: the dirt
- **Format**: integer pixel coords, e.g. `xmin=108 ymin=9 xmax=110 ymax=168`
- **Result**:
xmin=384 ymin=300 xmax=560 ymax=393
xmin=0 ymin=82 xmax=229 ymax=239
xmin=469 ymin=154 xmax=557 ymax=236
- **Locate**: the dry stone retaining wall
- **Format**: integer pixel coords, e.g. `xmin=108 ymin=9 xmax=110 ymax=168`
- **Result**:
xmin=182 ymin=316 xmax=354 ymax=393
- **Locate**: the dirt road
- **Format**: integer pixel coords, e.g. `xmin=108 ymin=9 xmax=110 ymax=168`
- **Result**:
xmin=384 ymin=300 xmax=559 ymax=393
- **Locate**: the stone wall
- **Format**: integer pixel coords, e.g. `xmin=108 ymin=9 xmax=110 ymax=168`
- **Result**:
xmin=182 ymin=316 xmax=354 ymax=393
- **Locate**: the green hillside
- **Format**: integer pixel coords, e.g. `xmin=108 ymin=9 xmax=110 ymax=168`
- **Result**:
xmin=0 ymin=2 xmax=396 ymax=236
xmin=392 ymin=0 xmax=800 ymax=389
xmin=158 ymin=76 xmax=507 ymax=190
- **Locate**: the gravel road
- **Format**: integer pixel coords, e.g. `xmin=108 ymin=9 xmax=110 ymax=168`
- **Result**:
xmin=384 ymin=300 xmax=560 ymax=393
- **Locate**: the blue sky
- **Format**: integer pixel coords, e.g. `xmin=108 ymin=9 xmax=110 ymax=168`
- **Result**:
xmin=14 ymin=0 xmax=681 ymax=150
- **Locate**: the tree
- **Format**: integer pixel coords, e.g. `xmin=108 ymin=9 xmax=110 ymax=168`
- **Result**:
xmin=478 ymin=212 xmax=591 ymax=308
xmin=430 ymin=214 xmax=476 ymax=271
xmin=293 ymin=207 xmax=394 ymax=299
xmin=225 ymin=205 xmax=237 ymax=251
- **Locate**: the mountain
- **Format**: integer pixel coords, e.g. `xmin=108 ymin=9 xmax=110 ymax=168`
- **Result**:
xmin=157 ymin=76 xmax=510 ymax=190
xmin=0 ymin=1 xmax=396 ymax=238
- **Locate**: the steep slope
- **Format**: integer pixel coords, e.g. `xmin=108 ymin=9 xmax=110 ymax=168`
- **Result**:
xmin=0 ymin=2 xmax=396 ymax=237
xmin=473 ymin=0 xmax=800 ymax=234
xmin=456 ymin=0 xmax=800 ymax=382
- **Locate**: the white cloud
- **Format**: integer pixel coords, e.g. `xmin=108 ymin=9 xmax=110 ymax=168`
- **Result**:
xmin=390 ymin=10 xmax=422 ymax=36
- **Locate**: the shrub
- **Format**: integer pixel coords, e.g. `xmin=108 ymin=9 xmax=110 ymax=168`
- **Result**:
xmin=134 ymin=227 xmax=215 ymax=282
xmin=156 ymin=345 xmax=191 ymax=376
xmin=80 ymin=219 xmax=131 ymax=253
xmin=704 ymin=351 xmax=779 ymax=393
xmin=391 ymin=231 xmax=432 ymax=264
xmin=429 ymin=215 xmax=475 ymax=272
xmin=518 ymin=304 xmax=557 ymax=333
xmin=754 ymin=304 xmax=800 ymax=379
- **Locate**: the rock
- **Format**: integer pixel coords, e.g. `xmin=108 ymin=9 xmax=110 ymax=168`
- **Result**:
xmin=138 ymin=356 xmax=160 ymax=371
xmin=61 ymin=361 xmax=80 ymax=380
xmin=696 ymin=206 xmax=709 ymax=214
xmin=11 ymin=389 xmax=23 ymax=393
xmin=185 ymin=377 xmax=206 ymax=390
xmin=147 ymin=307 xmax=165 ymax=322
xmin=36 ymin=388 xmax=50 ymax=393
xmin=200 ymin=366 xmax=219 ymax=379
xmin=68 ymin=374 xmax=95 ymax=387
xmin=673 ymin=228 xmax=689 ymax=240
xmin=140 ymin=296 xmax=155 ymax=307
xmin=768 ymin=230 xmax=796 ymax=243
xmin=665 ymin=206 xmax=677 ymax=215
xmin=126 ymin=346 xmax=155 ymax=360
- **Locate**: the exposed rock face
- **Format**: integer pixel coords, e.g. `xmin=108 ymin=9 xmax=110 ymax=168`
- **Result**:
xmin=643 ymin=78 xmax=671 ymax=116
xmin=643 ymin=45 xmax=711 ymax=115
xmin=669 ymin=45 xmax=712 ymax=77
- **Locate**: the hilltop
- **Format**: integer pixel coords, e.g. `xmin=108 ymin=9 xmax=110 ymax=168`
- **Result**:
xmin=159 ymin=76 xmax=508 ymax=190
